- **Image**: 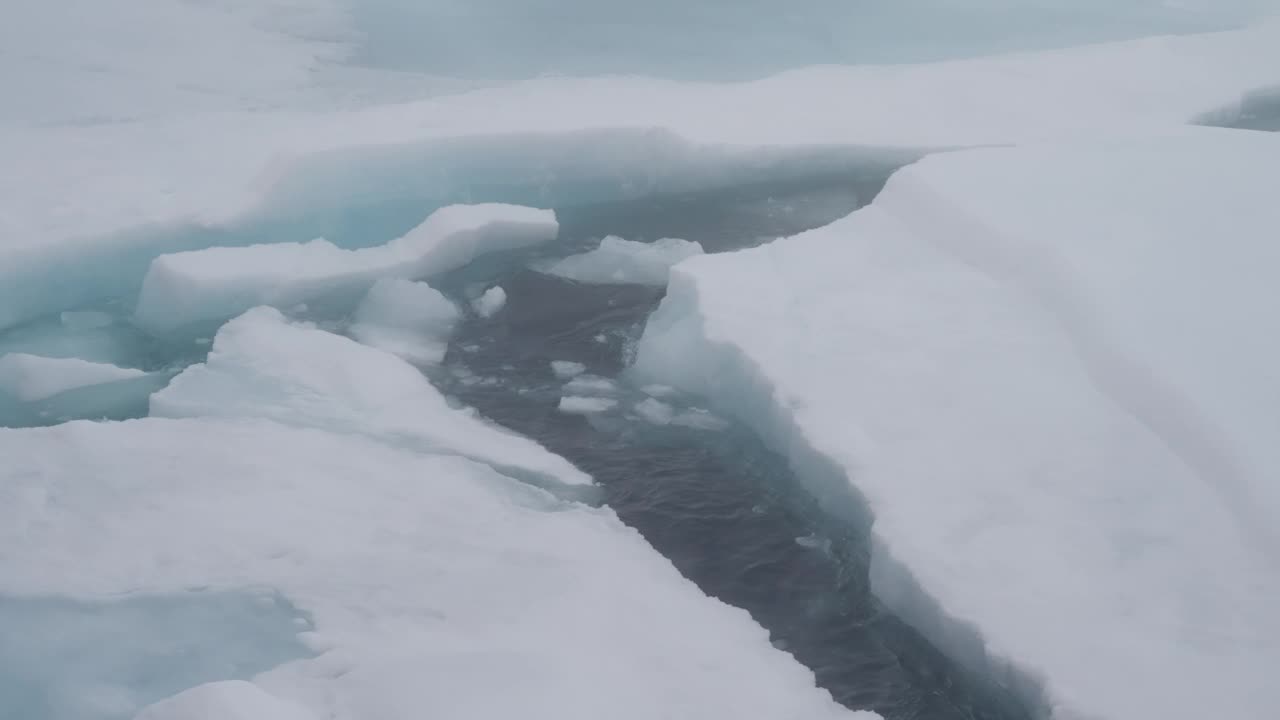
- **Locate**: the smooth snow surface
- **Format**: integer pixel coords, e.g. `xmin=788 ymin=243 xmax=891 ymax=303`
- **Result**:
xmin=471 ymin=286 xmax=508 ymax=318
xmin=151 ymin=307 xmax=590 ymax=490
xmin=349 ymin=278 xmax=459 ymax=365
xmin=542 ymin=237 xmax=704 ymax=286
xmin=634 ymin=128 xmax=1280 ymax=720
xmin=0 ymin=354 xmax=146 ymax=402
xmin=133 ymin=205 xmax=556 ymax=334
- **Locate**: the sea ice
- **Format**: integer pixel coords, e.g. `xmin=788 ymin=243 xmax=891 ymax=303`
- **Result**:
xmin=550 ymin=360 xmax=587 ymax=379
xmin=133 ymin=681 xmax=316 ymax=720
xmin=563 ymin=375 xmax=617 ymax=395
xmin=133 ymin=205 xmax=556 ymax=334
xmin=0 ymin=422 xmax=862 ymax=720
xmin=471 ymin=286 xmax=507 ymax=318
xmin=558 ymin=396 xmax=618 ymax=415
xmin=634 ymin=128 xmax=1280 ymax=720
xmin=0 ymin=354 xmax=147 ymax=403
xmin=349 ymin=278 xmax=459 ymax=365
xmin=151 ymin=307 xmax=591 ymax=490
xmin=541 ymin=237 xmax=704 ymax=286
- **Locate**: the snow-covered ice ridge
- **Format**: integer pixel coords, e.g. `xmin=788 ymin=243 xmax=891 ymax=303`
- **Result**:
xmin=634 ymin=127 xmax=1280 ymax=720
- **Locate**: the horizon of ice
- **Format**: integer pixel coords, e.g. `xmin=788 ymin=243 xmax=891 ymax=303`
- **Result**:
xmin=0 ymin=354 xmax=147 ymax=403
xmin=151 ymin=307 xmax=592 ymax=490
xmin=133 ymin=204 xmax=556 ymax=335
xmin=541 ymin=237 xmax=704 ymax=286
xmin=349 ymin=278 xmax=459 ymax=366
xmin=471 ymin=286 xmax=507 ymax=318
xmin=632 ymin=127 xmax=1280 ymax=720
xmin=4 ymin=14 xmax=1280 ymax=333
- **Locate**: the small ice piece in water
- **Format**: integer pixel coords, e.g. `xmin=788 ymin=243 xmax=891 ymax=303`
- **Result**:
xmin=349 ymin=279 xmax=459 ymax=366
xmin=594 ymin=334 xmax=608 ymax=344
xmin=59 ymin=311 xmax=114 ymax=331
xmin=558 ymin=396 xmax=617 ymax=414
xmin=550 ymin=360 xmax=586 ymax=379
xmin=0 ymin=353 xmax=147 ymax=402
xmin=472 ymin=287 xmax=507 ymax=318
xmin=634 ymin=398 xmax=675 ymax=425
xmin=795 ymin=534 xmax=832 ymax=554
xmin=134 ymin=681 xmax=316 ymax=720
xmin=564 ymin=375 xmax=615 ymax=395
xmin=672 ymin=408 xmax=729 ymax=431
xmin=542 ymin=237 xmax=704 ymax=286
xmin=642 ymin=384 xmax=677 ymax=398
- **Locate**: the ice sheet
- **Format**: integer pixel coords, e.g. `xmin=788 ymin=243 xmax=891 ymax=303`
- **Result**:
xmin=151 ymin=307 xmax=591 ymax=489
xmin=349 ymin=278 xmax=459 ymax=366
xmin=134 ymin=205 xmax=556 ymax=334
xmin=633 ymin=128 xmax=1280 ymax=720
xmin=0 ymin=415 xmax=863 ymax=720
xmin=541 ymin=237 xmax=704 ymax=286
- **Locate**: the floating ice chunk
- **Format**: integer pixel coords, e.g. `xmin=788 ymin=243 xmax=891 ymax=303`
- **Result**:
xmin=0 ymin=417 xmax=861 ymax=720
xmin=543 ymin=237 xmax=703 ymax=286
xmin=471 ymin=286 xmax=507 ymax=318
xmin=634 ymin=129 xmax=1280 ymax=720
xmin=134 ymin=205 xmax=557 ymax=334
xmin=558 ymin=396 xmax=617 ymax=415
xmin=641 ymin=384 xmax=677 ymax=397
xmin=134 ymin=681 xmax=316 ymax=720
xmin=550 ymin=360 xmax=586 ymax=379
xmin=634 ymin=398 xmax=675 ymax=425
xmin=563 ymin=375 xmax=616 ymax=395
xmin=0 ymin=354 xmax=147 ymax=402
xmin=349 ymin=279 xmax=458 ymax=366
xmin=151 ymin=307 xmax=591 ymax=488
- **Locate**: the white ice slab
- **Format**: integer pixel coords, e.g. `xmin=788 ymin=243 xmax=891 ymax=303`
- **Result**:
xmin=349 ymin=278 xmax=459 ymax=365
xmin=151 ymin=307 xmax=590 ymax=488
xmin=558 ymin=396 xmax=618 ymax=415
xmin=471 ymin=286 xmax=507 ymax=318
xmin=542 ymin=237 xmax=704 ymax=286
xmin=134 ymin=205 xmax=556 ymax=334
xmin=633 ymin=128 xmax=1280 ymax=720
xmin=0 ymin=353 xmax=146 ymax=402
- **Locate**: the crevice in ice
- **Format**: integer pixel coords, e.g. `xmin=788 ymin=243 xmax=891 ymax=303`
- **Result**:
xmin=1195 ymin=85 xmax=1280 ymax=131
xmin=630 ymin=270 xmax=1050 ymax=719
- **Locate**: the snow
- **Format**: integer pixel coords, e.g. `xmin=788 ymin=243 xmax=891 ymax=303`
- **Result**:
xmin=633 ymin=127 xmax=1280 ymax=720
xmin=349 ymin=278 xmax=458 ymax=365
xmin=133 ymin=205 xmax=556 ymax=334
xmin=550 ymin=360 xmax=587 ymax=379
xmin=471 ymin=286 xmax=508 ymax=318
xmin=0 ymin=354 xmax=147 ymax=402
xmin=133 ymin=681 xmax=316 ymax=720
xmin=542 ymin=237 xmax=704 ymax=286
xmin=151 ymin=307 xmax=591 ymax=490
xmin=558 ymin=396 xmax=619 ymax=415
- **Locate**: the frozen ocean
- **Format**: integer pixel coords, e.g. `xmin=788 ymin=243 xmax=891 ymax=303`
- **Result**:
xmin=2 ymin=2 xmax=1279 ymax=719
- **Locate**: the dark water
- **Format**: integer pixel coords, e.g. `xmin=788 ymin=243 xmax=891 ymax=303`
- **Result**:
xmin=429 ymin=176 xmax=1032 ymax=719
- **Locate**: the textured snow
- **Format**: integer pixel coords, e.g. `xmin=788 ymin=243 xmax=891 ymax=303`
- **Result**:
xmin=0 ymin=354 xmax=146 ymax=402
xmin=634 ymin=128 xmax=1280 ymax=720
xmin=349 ymin=278 xmax=458 ymax=365
xmin=471 ymin=286 xmax=508 ymax=318
xmin=133 ymin=205 xmax=556 ymax=334
xmin=151 ymin=307 xmax=591 ymax=489
xmin=558 ymin=396 xmax=618 ymax=415
xmin=542 ymin=237 xmax=704 ymax=286
xmin=133 ymin=681 xmax=316 ymax=720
